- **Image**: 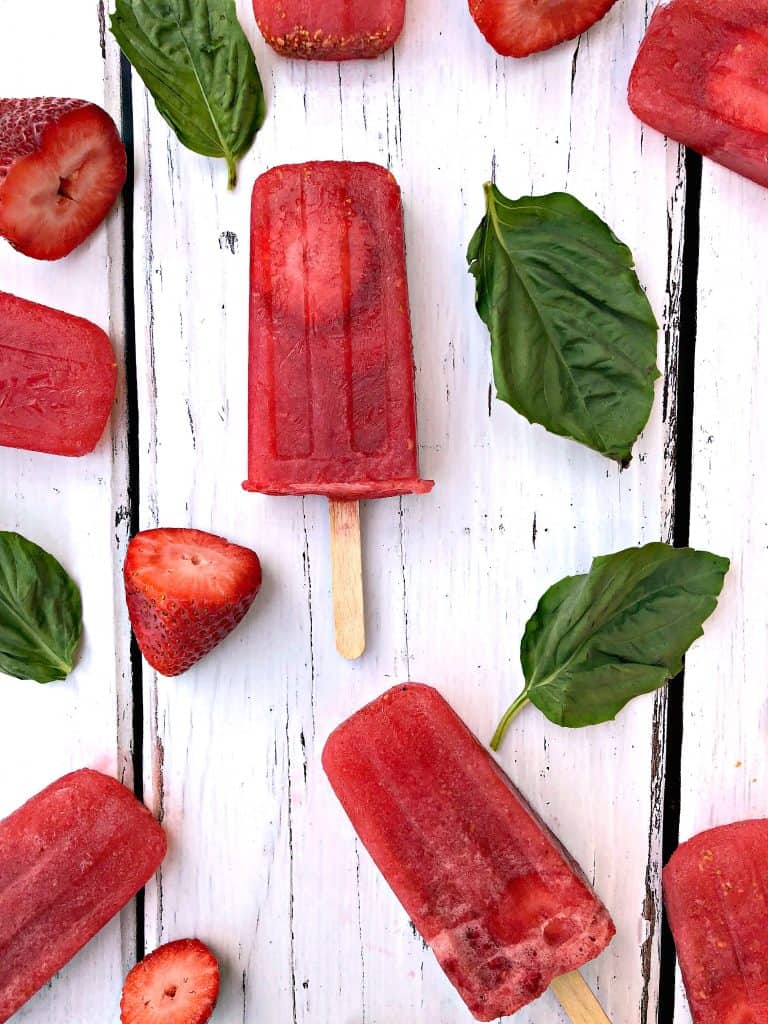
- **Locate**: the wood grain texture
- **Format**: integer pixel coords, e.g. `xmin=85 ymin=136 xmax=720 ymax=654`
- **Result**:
xmin=130 ymin=1 xmax=685 ymax=1023
xmin=676 ymin=163 xmax=768 ymax=1023
xmin=0 ymin=1 xmax=133 ymax=1020
xmin=550 ymin=971 xmax=611 ymax=1024
xmin=329 ymin=500 xmax=366 ymax=660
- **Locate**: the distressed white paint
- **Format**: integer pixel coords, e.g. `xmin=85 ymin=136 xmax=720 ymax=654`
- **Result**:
xmin=131 ymin=2 xmax=683 ymax=1023
xmin=0 ymin=0 xmax=712 ymax=1019
xmin=0 ymin=1 xmax=134 ymax=1021
xmin=676 ymin=164 xmax=768 ymax=1022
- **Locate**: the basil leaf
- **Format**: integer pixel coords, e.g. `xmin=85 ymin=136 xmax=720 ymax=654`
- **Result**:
xmin=0 ymin=532 xmax=82 ymax=684
xmin=111 ymin=0 xmax=266 ymax=188
xmin=492 ymin=543 xmax=729 ymax=744
xmin=467 ymin=186 xmax=660 ymax=465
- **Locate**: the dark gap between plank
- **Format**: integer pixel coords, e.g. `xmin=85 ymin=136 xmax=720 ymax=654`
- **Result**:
xmin=658 ymin=147 xmax=702 ymax=1021
xmin=119 ymin=51 xmax=145 ymax=964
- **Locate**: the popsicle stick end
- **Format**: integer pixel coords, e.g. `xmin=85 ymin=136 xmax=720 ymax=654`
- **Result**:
xmin=550 ymin=970 xmax=611 ymax=1024
xmin=329 ymin=499 xmax=366 ymax=660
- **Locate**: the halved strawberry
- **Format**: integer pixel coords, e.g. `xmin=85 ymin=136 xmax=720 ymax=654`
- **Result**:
xmin=469 ymin=0 xmax=619 ymax=58
xmin=0 ymin=98 xmax=126 ymax=260
xmin=124 ymin=528 xmax=262 ymax=677
xmin=120 ymin=939 xmax=220 ymax=1024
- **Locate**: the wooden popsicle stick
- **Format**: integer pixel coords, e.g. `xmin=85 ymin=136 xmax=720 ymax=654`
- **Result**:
xmin=550 ymin=971 xmax=612 ymax=1024
xmin=329 ymin=499 xmax=366 ymax=660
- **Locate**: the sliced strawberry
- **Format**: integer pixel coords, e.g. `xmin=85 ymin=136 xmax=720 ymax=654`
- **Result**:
xmin=124 ymin=528 xmax=262 ymax=677
xmin=0 ymin=98 xmax=126 ymax=261
xmin=120 ymin=939 xmax=220 ymax=1024
xmin=469 ymin=0 xmax=619 ymax=58
xmin=253 ymin=163 xmax=377 ymax=327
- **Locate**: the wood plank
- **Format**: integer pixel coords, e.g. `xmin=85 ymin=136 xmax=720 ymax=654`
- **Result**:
xmin=130 ymin=2 xmax=684 ymax=1022
xmin=677 ymin=164 xmax=768 ymax=1022
xmin=0 ymin=1 xmax=133 ymax=1019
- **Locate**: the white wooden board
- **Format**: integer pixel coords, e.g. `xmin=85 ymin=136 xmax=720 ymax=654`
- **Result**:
xmin=677 ymin=165 xmax=768 ymax=1022
xmin=5 ymin=0 xmax=757 ymax=1021
xmin=0 ymin=1 xmax=133 ymax=1020
xmin=132 ymin=0 xmax=682 ymax=1021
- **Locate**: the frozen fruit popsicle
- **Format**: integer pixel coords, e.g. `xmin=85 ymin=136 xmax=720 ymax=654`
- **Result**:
xmin=323 ymin=684 xmax=615 ymax=1021
xmin=629 ymin=0 xmax=768 ymax=189
xmin=0 ymin=290 xmax=117 ymax=456
xmin=245 ymin=162 xmax=433 ymax=659
xmin=253 ymin=0 xmax=404 ymax=60
xmin=664 ymin=820 xmax=768 ymax=1024
xmin=0 ymin=768 xmax=166 ymax=1023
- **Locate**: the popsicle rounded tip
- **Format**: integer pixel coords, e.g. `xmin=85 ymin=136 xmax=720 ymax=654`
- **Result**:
xmin=336 ymin=630 xmax=366 ymax=660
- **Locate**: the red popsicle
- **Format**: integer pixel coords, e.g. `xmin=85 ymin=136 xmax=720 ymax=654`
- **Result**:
xmin=0 ymin=769 xmax=166 ymax=1023
xmin=629 ymin=0 xmax=768 ymax=189
xmin=253 ymin=0 xmax=405 ymax=60
xmin=0 ymin=290 xmax=116 ymax=456
xmin=664 ymin=820 xmax=768 ymax=1024
xmin=323 ymin=684 xmax=615 ymax=1021
xmin=245 ymin=162 xmax=433 ymax=658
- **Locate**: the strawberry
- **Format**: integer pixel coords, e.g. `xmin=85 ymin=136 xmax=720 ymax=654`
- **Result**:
xmin=469 ymin=0 xmax=619 ymax=58
xmin=0 ymin=98 xmax=126 ymax=260
xmin=120 ymin=939 xmax=220 ymax=1024
xmin=124 ymin=528 xmax=262 ymax=677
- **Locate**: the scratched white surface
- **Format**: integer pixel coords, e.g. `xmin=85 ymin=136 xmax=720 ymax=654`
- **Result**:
xmin=675 ymin=165 xmax=768 ymax=1022
xmin=0 ymin=0 xmax=727 ymax=1021
xmin=0 ymin=1 xmax=134 ymax=1021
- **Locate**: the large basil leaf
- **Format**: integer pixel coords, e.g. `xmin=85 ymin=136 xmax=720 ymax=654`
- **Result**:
xmin=467 ymin=186 xmax=659 ymax=465
xmin=491 ymin=543 xmax=729 ymax=745
xmin=0 ymin=532 xmax=82 ymax=684
xmin=111 ymin=0 xmax=266 ymax=188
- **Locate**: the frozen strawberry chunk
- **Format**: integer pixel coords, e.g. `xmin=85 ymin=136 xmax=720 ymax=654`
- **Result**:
xmin=469 ymin=0 xmax=619 ymax=58
xmin=0 ymin=291 xmax=116 ymax=456
xmin=629 ymin=0 xmax=768 ymax=189
xmin=253 ymin=0 xmax=404 ymax=60
xmin=664 ymin=820 xmax=768 ymax=1024
xmin=0 ymin=98 xmax=126 ymax=260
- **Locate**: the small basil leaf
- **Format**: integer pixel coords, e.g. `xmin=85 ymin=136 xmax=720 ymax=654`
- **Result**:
xmin=111 ymin=0 xmax=266 ymax=188
xmin=468 ymin=185 xmax=660 ymax=465
xmin=0 ymin=532 xmax=82 ymax=684
xmin=492 ymin=543 xmax=729 ymax=744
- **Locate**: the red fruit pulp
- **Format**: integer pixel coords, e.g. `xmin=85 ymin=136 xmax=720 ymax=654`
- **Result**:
xmin=0 ymin=290 xmax=116 ymax=456
xmin=0 ymin=770 xmax=166 ymax=1024
xmin=664 ymin=820 xmax=768 ymax=1024
xmin=245 ymin=161 xmax=433 ymax=500
xmin=323 ymin=684 xmax=615 ymax=1021
xmin=629 ymin=0 xmax=768 ymax=188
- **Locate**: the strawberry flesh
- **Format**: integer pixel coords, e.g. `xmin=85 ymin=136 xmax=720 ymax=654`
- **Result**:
xmin=124 ymin=528 xmax=262 ymax=677
xmin=468 ymin=0 xmax=619 ymax=58
xmin=0 ymin=98 xmax=126 ymax=260
xmin=629 ymin=0 xmax=768 ymax=189
xmin=120 ymin=939 xmax=219 ymax=1024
